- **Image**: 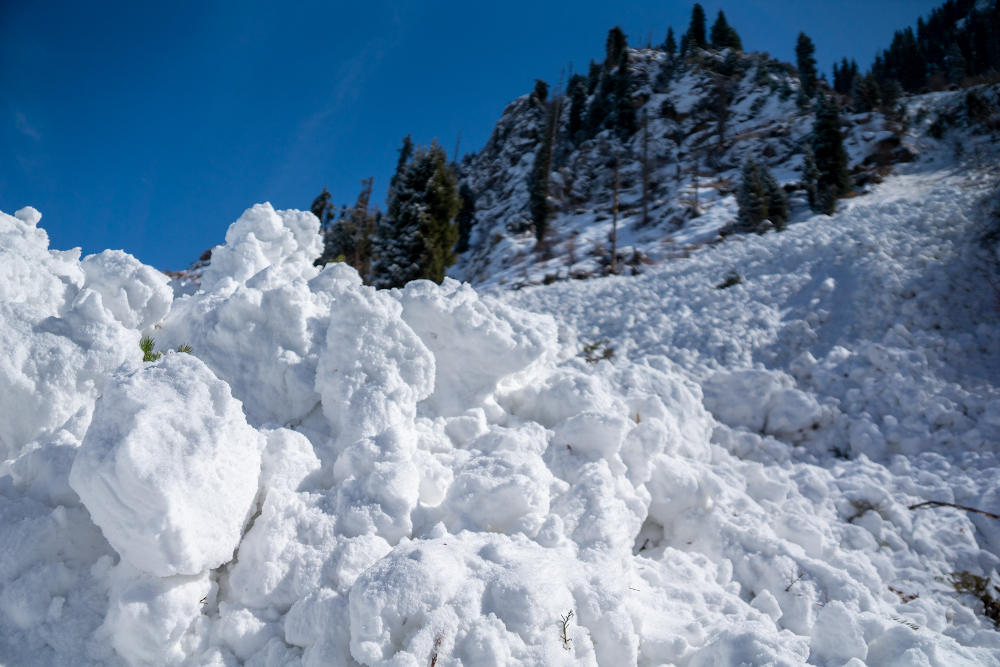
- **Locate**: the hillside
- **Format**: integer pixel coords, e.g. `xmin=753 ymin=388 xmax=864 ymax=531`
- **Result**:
xmin=452 ymin=46 xmax=943 ymax=289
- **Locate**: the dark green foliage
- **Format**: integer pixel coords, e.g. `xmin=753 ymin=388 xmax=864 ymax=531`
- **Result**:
xmin=796 ymin=33 xmax=818 ymax=104
xmin=614 ymin=49 xmax=636 ymax=138
xmin=531 ymin=95 xmax=560 ymax=241
xmin=325 ymin=178 xmax=377 ymax=275
xmin=735 ymin=156 xmax=789 ymax=232
xmin=687 ymin=4 xmax=707 ymax=50
xmin=832 ymin=58 xmax=859 ymax=94
xmin=679 ymin=32 xmax=691 ymax=60
xmin=710 ymin=10 xmax=742 ymax=51
xmin=140 ymin=336 xmax=161 ymax=362
xmin=873 ymin=27 xmax=927 ymax=92
xmin=852 ymin=72 xmax=882 ymax=112
xmin=392 ymin=135 xmax=414 ymax=186
xmin=584 ymin=69 xmax=614 ymax=139
xmin=664 ymin=26 xmax=677 ymax=58
xmin=533 ymin=79 xmax=549 ymax=105
xmin=879 ymin=77 xmax=903 ymax=107
xmin=809 ymin=97 xmax=851 ymax=214
xmin=586 ymin=60 xmax=601 ymax=94
xmin=176 ymin=344 xmax=193 ymax=354
xmin=369 ymin=141 xmax=460 ymax=288
xmin=606 ymin=27 xmax=627 ymax=69
xmin=803 ymin=145 xmax=820 ymax=210
xmin=567 ymin=74 xmax=588 ymax=142
xmin=455 ymin=183 xmax=476 ymax=253
xmin=310 ymin=187 xmax=333 ymax=233
xmin=946 ymin=42 xmax=968 ymax=83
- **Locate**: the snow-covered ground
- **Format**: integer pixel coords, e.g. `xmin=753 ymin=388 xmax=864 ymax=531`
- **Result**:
xmin=3 ymin=97 xmax=1000 ymax=666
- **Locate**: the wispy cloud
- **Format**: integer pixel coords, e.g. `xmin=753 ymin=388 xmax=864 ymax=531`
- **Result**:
xmin=15 ymin=111 xmax=41 ymax=141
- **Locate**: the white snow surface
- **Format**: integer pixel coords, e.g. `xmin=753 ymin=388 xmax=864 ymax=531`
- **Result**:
xmin=5 ymin=106 xmax=1000 ymax=667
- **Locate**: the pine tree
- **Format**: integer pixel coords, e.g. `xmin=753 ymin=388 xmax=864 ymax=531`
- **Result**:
xmin=946 ymin=42 xmax=968 ymax=83
xmin=311 ymin=187 xmax=333 ymax=232
xmin=735 ymin=156 xmax=788 ymax=233
xmin=809 ymin=96 xmax=850 ymax=214
xmin=455 ymin=183 xmax=476 ymax=253
xmin=586 ymin=60 xmax=601 ymax=94
xmin=851 ymin=72 xmax=881 ymax=112
xmin=688 ymin=4 xmax=707 ymax=50
xmin=802 ymin=145 xmax=819 ymax=210
xmin=531 ymin=89 xmax=562 ymax=242
xmin=606 ymin=27 xmax=627 ymax=70
xmin=327 ymin=178 xmax=377 ymax=274
xmin=585 ymin=69 xmax=613 ymax=139
xmin=614 ymin=48 xmax=636 ymax=139
xmin=833 ymin=58 xmax=859 ymax=95
xmin=796 ymin=33 xmax=818 ymax=105
xmin=567 ymin=74 xmax=588 ymax=142
xmin=664 ymin=26 xmax=677 ymax=58
xmin=710 ymin=10 xmax=742 ymax=51
xmin=369 ymin=141 xmax=459 ymax=288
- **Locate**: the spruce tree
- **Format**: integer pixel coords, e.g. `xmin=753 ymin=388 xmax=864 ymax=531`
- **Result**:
xmin=455 ymin=183 xmax=476 ymax=253
xmin=664 ymin=26 xmax=677 ymax=58
xmin=796 ymin=33 xmax=818 ymax=105
xmin=809 ymin=96 xmax=850 ymax=214
xmin=710 ymin=10 xmax=742 ymax=51
xmin=567 ymin=74 xmax=588 ymax=142
xmin=833 ymin=58 xmax=859 ymax=95
xmin=946 ymin=43 xmax=968 ymax=83
xmin=369 ymin=141 xmax=459 ymax=288
xmin=327 ymin=178 xmax=377 ymax=274
xmin=851 ymin=72 xmax=881 ymax=112
xmin=614 ymin=48 xmax=636 ymax=139
xmin=531 ymin=91 xmax=561 ymax=242
xmin=606 ymin=27 xmax=627 ymax=70
xmin=586 ymin=60 xmax=601 ymax=94
xmin=311 ymin=188 xmax=333 ymax=232
xmin=688 ymin=4 xmax=707 ymax=50
xmin=802 ymin=145 xmax=820 ymax=210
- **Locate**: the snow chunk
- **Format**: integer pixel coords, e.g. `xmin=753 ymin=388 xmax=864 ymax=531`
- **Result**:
xmin=398 ymin=278 xmax=558 ymax=417
xmin=0 ymin=290 xmax=139 ymax=457
xmin=0 ymin=207 xmax=84 ymax=316
xmin=101 ymin=561 xmax=212 ymax=667
xmin=316 ymin=283 xmax=434 ymax=447
xmin=199 ymin=203 xmax=323 ymax=289
xmin=69 ymin=353 xmax=264 ymax=577
xmin=80 ymin=250 xmax=172 ymax=332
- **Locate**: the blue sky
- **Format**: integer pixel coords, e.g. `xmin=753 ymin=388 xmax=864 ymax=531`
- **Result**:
xmin=1 ymin=0 xmax=941 ymax=270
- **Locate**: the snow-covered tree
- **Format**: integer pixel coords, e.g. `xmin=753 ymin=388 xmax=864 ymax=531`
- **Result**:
xmin=369 ymin=141 xmax=459 ymax=288
xmin=735 ymin=156 xmax=788 ymax=232
xmin=809 ymin=96 xmax=850 ymax=214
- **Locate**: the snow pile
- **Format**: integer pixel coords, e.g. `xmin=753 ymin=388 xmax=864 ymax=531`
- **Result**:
xmin=5 ymin=133 xmax=1000 ymax=667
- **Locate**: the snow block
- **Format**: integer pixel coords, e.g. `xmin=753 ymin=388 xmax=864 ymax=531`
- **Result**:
xmin=69 ymin=353 xmax=264 ymax=576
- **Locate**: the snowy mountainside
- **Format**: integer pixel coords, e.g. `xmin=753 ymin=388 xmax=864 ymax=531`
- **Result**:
xmin=453 ymin=47 xmax=922 ymax=289
xmin=2 ymin=83 xmax=1000 ymax=667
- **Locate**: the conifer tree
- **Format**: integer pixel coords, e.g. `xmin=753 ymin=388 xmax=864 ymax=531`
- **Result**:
xmin=327 ymin=178 xmax=377 ymax=274
xmin=311 ymin=188 xmax=333 ymax=232
xmin=687 ymin=4 xmax=707 ymax=50
xmin=531 ymin=89 xmax=562 ymax=242
xmin=735 ymin=156 xmax=788 ymax=232
xmin=586 ymin=60 xmax=601 ymax=94
xmin=796 ymin=33 xmax=818 ymax=105
xmin=455 ymin=182 xmax=476 ymax=253
xmin=567 ymin=74 xmax=588 ymax=142
xmin=833 ymin=58 xmax=859 ymax=95
xmin=606 ymin=27 xmax=627 ymax=69
xmin=802 ymin=145 xmax=819 ymax=210
xmin=809 ymin=96 xmax=850 ymax=214
xmin=369 ymin=141 xmax=459 ymax=288
xmin=664 ymin=26 xmax=677 ymax=58
xmin=710 ymin=10 xmax=742 ymax=51
xmin=614 ymin=48 xmax=636 ymax=139
xmin=946 ymin=43 xmax=968 ymax=83
xmin=851 ymin=72 xmax=881 ymax=112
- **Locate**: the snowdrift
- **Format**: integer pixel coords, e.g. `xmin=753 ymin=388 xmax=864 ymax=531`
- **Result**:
xmin=4 ymin=153 xmax=1000 ymax=667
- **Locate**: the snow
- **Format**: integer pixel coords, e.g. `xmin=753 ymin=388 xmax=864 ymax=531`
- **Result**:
xmin=4 ymin=74 xmax=1000 ymax=667
xmin=69 ymin=353 xmax=264 ymax=577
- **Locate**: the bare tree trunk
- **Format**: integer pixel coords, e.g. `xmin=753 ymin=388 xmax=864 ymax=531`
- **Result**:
xmin=611 ymin=160 xmax=620 ymax=274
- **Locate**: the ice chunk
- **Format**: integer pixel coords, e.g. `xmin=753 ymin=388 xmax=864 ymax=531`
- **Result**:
xmin=69 ymin=353 xmax=264 ymax=576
